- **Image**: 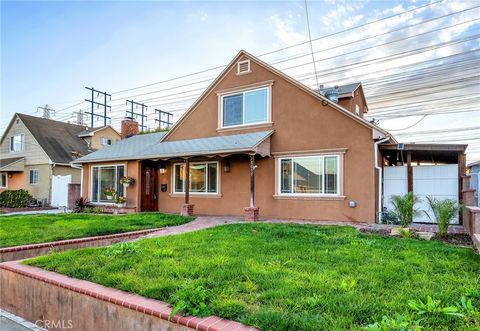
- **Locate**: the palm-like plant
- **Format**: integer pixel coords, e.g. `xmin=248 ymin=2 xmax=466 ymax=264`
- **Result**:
xmin=390 ymin=192 xmax=420 ymax=227
xmin=424 ymin=196 xmax=463 ymax=238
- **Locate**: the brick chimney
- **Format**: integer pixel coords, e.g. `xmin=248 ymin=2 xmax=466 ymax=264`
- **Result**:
xmin=121 ymin=117 xmax=139 ymax=139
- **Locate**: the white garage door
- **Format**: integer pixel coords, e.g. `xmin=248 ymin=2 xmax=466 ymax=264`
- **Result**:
xmin=51 ymin=175 xmax=71 ymax=207
xmin=413 ymin=165 xmax=458 ymax=224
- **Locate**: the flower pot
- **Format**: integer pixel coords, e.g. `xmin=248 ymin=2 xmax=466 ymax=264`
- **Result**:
xmin=116 ymin=203 xmax=126 ymax=208
xmin=123 ymin=183 xmax=130 ymax=188
xmin=106 ymin=195 xmax=113 ymax=200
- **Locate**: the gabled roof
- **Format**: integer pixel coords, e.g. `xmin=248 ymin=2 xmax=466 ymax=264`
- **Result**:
xmin=72 ymin=130 xmax=273 ymax=163
xmin=15 ymin=114 xmax=91 ymax=164
xmin=161 ymin=50 xmax=392 ymax=142
xmin=78 ymin=125 xmax=119 ymax=137
xmin=317 ymin=82 xmax=362 ymax=98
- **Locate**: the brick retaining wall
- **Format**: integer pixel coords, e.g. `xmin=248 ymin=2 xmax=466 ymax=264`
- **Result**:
xmin=0 ymin=228 xmax=162 ymax=262
xmin=0 ymin=261 xmax=256 ymax=331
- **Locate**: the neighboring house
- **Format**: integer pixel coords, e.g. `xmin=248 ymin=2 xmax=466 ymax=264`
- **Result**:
xmin=72 ymin=50 xmax=467 ymax=223
xmin=468 ymin=160 xmax=480 ymax=206
xmin=0 ymin=113 xmax=120 ymax=206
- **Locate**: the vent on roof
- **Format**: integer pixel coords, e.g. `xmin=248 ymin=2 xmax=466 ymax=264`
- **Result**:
xmin=237 ymin=60 xmax=251 ymax=75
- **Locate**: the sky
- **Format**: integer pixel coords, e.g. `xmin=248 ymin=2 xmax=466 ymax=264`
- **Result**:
xmin=1 ymin=0 xmax=479 ymax=162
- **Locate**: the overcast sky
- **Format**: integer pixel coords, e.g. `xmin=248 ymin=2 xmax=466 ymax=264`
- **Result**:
xmin=1 ymin=0 xmax=479 ymax=162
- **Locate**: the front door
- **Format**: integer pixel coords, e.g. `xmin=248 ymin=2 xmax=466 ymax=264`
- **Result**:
xmin=141 ymin=163 xmax=158 ymax=211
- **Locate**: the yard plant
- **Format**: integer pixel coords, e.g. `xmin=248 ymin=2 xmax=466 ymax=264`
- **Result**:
xmin=26 ymin=223 xmax=480 ymax=330
xmin=390 ymin=192 xmax=420 ymax=227
xmin=424 ymin=196 xmax=463 ymax=238
xmin=0 ymin=189 xmax=33 ymax=208
xmin=0 ymin=212 xmax=192 ymax=247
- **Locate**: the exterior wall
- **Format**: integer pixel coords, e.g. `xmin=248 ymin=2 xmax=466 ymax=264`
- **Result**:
xmin=52 ymin=165 xmax=81 ymax=184
xmin=161 ymin=55 xmax=376 ymax=222
xmin=0 ymin=115 xmax=50 ymax=165
xmin=1 ymin=165 xmax=52 ymax=203
xmin=337 ymin=87 xmax=367 ymax=119
xmin=89 ymin=127 xmax=121 ymax=150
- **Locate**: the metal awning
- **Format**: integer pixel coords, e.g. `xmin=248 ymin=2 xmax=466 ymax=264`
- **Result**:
xmin=0 ymin=157 xmax=24 ymax=172
xmin=73 ymin=130 xmax=274 ymax=163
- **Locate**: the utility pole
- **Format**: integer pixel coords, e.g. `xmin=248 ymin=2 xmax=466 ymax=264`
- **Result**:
xmin=72 ymin=110 xmax=86 ymax=125
xmin=154 ymin=109 xmax=173 ymax=130
xmin=84 ymin=87 xmax=111 ymax=128
xmin=37 ymin=104 xmax=55 ymax=119
xmin=126 ymin=100 xmax=148 ymax=132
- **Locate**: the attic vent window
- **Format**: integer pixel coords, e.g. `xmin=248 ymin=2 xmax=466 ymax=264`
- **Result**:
xmin=237 ymin=60 xmax=251 ymax=75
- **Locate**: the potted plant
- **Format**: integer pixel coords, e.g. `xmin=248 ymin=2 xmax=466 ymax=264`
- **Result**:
xmin=424 ymin=196 xmax=463 ymax=239
xmin=120 ymin=176 xmax=135 ymax=188
xmin=115 ymin=196 xmax=127 ymax=208
xmin=390 ymin=192 xmax=420 ymax=236
xmin=103 ymin=187 xmax=116 ymax=200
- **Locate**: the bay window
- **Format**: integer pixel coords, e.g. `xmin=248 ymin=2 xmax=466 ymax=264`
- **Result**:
xmin=173 ymin=161 xmax=218 ymax=194
xmin=91 ymin=165 xmax=125 ymax=203
xmin=279 ymin=155 xmax=340 ymax=196
xmin=221 ymin=87 xmax=269 ymax=127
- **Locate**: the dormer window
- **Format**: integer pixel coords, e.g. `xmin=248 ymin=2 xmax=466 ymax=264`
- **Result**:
xmin=237 ymin=60 xmax=251 ymax=75
xmin=220 ymin=87 xmax=270 ymax=128
xmin=101 ymin=137 xmax=112 ymax=146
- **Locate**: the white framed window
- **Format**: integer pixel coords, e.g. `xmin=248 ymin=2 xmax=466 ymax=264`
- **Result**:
xmin=0 ymin=173 xmax=7 ymax=188
xmin=278 ymin=155 xmax=340 ymax=196
xmin=101 ymin=137 xmax=112 ymax=146
xmin=173 ymin=161 xmax=219 ymax=194
xmin=220 ymin=87 xmax=270 ymax=128
xmin=90 ymin=165 xmax=125 ymax=203
xmin=29 ymin=169 xmax=39 ymax=185
xmin=10 ymin=134 xmax=25 ymax=152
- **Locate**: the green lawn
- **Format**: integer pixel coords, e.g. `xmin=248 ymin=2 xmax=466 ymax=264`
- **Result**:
xmin=0 ymin=213 xmax=191 ymax=247
xmin=26 ymin=223 xmax=479 ymax=330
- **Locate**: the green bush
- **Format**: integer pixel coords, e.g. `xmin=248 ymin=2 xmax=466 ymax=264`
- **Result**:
xmin=424 ymin=197 xmax=463 ymax=238
xmin=390 ymin=192 xmax=420 ymax=227
xmin=0 ymin=189 xmax=33 ymax=208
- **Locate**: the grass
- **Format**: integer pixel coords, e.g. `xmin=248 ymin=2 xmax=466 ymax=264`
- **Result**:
xmin=0 ymin=213 xmax=192 ymax=247
xmin=25 ymin=223 xmax=479 ymax=330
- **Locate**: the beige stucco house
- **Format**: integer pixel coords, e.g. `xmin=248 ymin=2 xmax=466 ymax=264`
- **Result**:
xmin=0 ymin=113 xmax=120 ymax=206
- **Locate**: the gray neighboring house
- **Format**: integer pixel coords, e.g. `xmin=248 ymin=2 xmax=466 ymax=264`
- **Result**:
xmin=0 ymin=113 xmax=120 ymax=206
xmin=468 ymin=160 xmax=480 ymax=206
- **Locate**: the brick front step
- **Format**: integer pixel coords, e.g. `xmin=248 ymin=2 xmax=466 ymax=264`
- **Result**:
xmin=0 ymin=261 xmax=257 ymax=331
xmin=0 ymin=228 xmax=163 ymax=262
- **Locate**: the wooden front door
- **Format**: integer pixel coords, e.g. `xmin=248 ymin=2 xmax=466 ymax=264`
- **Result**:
xmin=141 ymin=163 xmax=158 ymax=211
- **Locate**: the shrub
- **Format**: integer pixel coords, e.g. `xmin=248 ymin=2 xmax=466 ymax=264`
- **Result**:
xmin=382 ymin=207 xmax=399 ymax=224
xmin=424 ymin=197 xmax=463 ymax=239
xmin=73 ymin=197 xmax=90 ymax=213
xmin=170 ymin=281 xmax=210 ymax=317
xmin=94 ymin=207 xmax=103 ymax=214
xmin=0 ymin=189 xmax=32 ymax=208
xmin=83 ymin=207 xmax=93 ymax=213
xmin=390 ymin=192 xmax=420 ymax=227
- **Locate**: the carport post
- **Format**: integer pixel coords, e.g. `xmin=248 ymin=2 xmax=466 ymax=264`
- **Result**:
xmin=407 ymin=151 xmax=413 ymax=192
xmin=249 ymin=154 xmax=255 ymax=208
xmin=185 ymin=158 xmax=190 ymax=204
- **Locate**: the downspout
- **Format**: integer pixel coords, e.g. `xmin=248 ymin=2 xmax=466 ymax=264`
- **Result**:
xmin=374 ymin=137 xmax=390 ymax=223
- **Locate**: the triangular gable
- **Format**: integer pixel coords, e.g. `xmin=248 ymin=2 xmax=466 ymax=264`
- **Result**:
xmin=162 ymin=50 xmax=393 ymax=142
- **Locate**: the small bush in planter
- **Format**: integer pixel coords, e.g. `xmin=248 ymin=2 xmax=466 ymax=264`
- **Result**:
xmin=120 ymin=176 xmax=135 ymax=186
xmin=390 ymin=192 xmax=420 ymax=228
xmin=424 ymin=196 xmax=463 ymax=239
xmin=0 ymin=189 xmax=33 ymax=208
xmin=103 ymin=188 xmax=116 ymax=199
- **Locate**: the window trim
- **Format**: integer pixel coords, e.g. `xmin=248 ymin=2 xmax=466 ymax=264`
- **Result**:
xmin=100 ymin=137 xmax=112 ymax=146
xmin=9 ymin=134 xmax=25 ymax=153
xmin=218 ymin=86 xmax=271 ymax=129
xmin=0 ymin=173 xmax=7 ymax=189
xmin=172 ymin=161 xmax=220 ymax=195
xmin=276 ymin=154 xmax=341 ymax=197
xmin=29 ymin=169 xmax=39 ymax=185
xmin=89 ymin=164 xmax=127 ymax=204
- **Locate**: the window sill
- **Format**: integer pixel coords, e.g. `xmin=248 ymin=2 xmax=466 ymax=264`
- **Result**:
xmin=169 ymin=193 xmax=223 ymax=198
xmin=217 ymin=122 xmax=273 ymax=133
xmin=273 ymin=195 xmax=346 ymax=201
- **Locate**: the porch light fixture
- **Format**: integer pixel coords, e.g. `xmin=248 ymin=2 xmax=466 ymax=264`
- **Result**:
xmin=159 ymin=163 xmax=167 ymax=174
xmin=223 ymin=159 xmax=231 ymax=173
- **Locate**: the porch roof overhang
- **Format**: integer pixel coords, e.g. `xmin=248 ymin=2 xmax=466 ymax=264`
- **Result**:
xmin=0 ymin=157 xmax=25 ymax=172
xmin=379 ymin=143 xmax=467 ymax=164
xmin=72 ymin=130 xmax=273 ymax=164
